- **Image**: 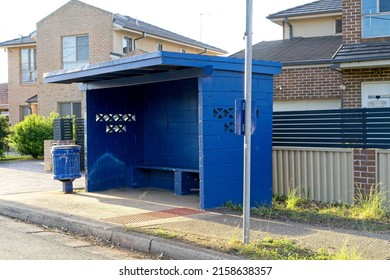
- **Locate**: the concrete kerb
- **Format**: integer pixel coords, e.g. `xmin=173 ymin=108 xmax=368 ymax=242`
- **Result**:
xmin=0 ymin=200 xmax=240 ymax=260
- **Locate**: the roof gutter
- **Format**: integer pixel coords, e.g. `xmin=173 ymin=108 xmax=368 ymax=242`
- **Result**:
xmin=0 ymin=42 xmax=37 ymax=49
xmin=134 ymin=32 xmax=147 ymax=43
xmin=113 ymin=24 xmax=227 ymax=55
xmin=333 ymin=59 xmax=390 ymax=69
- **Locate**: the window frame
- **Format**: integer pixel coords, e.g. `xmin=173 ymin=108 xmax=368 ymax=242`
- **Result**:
xmin=122 ymin=36 xmax=134 ymax=54
xmin=362 ymin=0 xmax=390 ymax=38
xmin=157 ymin=43 xmax=163 ymax=51
xmin=59 ymin=101 xmax=82 ymax=119
xmin=21 ymin=48 xmax=37 ymax=83
xmin=62 ymin=35 xmax=89 ymax=70
xmin=19 ymin=105 xmax=30 ymax=121
xmin=335 ymin=18 xmax=342 ymax=34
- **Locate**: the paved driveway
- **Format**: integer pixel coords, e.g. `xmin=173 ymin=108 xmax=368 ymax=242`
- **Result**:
xmin=0 ymin=159 xmax=85 ymax=195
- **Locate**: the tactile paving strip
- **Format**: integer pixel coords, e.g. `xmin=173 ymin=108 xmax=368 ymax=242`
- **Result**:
xmin=101 ymin=208 xmax=205 ymax=225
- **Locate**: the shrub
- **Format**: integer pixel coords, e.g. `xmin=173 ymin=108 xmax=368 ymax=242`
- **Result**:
xmin=9 ymin=113 xmax=57 ymax=158
xmin=0 ymin=116 xmax=10 ymax=158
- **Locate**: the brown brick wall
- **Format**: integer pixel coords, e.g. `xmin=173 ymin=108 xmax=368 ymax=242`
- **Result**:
xmin=273 ymin=66 xmax=342 ymax=101
xmin=36 ymin=0 xmax=113 ymax=117
xmin=341 ymin=67 xmax=390 ymax=108
xmin=342 ymin=0 xmax=361 ymax=44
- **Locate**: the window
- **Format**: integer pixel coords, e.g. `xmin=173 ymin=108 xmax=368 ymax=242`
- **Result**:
xmin=157 ymin=43 xmax=163 ymax=51
xmin=380 ymin=0 xmax=390 ymax=12
xmin=362 ymin=0 xmax=390 ymax=38
xmin=362 ymin=82 xmax=390 ymax=108
xmin=122 ymin=36 xmax=133 ymax=54
xmin=59 ymin=102 xmax=82 ymax=118
xmin=62 ymin=35 xmax=89 ymax=69
xmin=20 ymin=105 xmax=29 ymax=121
xmin=21 ymin=48 xmax=37 ymax=83
xmin=335 ymin=19 xmax=342 ymax=34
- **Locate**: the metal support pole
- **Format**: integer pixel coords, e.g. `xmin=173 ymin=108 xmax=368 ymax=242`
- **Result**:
xmin=243 ymin=0 xmax=253 ymax=244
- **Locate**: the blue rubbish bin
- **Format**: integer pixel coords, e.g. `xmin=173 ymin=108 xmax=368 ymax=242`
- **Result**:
xmin=51 ymin=145 xmax=81 ymax=193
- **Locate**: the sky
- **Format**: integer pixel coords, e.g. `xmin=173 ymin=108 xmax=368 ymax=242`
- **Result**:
xmin=0 ymin=0 xmax=312 ymax=83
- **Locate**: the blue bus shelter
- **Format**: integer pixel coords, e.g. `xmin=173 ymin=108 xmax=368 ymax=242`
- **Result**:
xmin=45 ymin=52 xmax=281 ymax=209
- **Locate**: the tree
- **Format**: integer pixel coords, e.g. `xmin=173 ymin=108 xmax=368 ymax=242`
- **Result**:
xmin=0 ymin=116 xmax=9 ymax=158
xmin=9 ymin=114 xmax=57 ymax=158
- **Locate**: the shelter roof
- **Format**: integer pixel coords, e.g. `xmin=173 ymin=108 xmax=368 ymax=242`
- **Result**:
xmin=44 ymin=51 xmax=281 ymax=87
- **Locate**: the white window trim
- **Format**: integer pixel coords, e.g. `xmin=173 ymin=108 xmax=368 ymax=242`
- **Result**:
xmin=361 ymin=81 xmax=390 ymax=108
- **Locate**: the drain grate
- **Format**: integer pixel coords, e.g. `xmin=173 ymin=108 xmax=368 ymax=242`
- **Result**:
xmin=101 ymin=208 xmax=205 ymax=225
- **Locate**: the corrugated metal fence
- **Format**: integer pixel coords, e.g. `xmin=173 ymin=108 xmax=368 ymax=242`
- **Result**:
xmin=376 ymin=150 xmax=390 ymax=204
xmin=272 ymin=147 xmax=354 ymax=204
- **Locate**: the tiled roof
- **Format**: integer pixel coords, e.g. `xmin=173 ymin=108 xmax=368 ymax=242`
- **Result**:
xmin=113 ymin=14 xmax=226 ymax=54
xmin=0 ymin=33 xmax=36 ymax=47
xmin=333 ymin=41 xmax=390 ymax=62
xmin=0 ymin=83 xmax=8 ymax=107
xmin=0 ymin=14 xmax=226 ymax=54
xmin=230 ymin=36 xmax=342 ymax=66
xmin=267 ymin=0 xmax=342 ymax=19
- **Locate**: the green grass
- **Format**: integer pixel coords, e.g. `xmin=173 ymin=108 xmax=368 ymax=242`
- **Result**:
xmin=224 ymin=237 xmax=361 ymax=260
xmin=0 ymin=155 xmax=34 ymax=161
xmin=225 ymin=185 xmax=390 ymax=232
xmin=154 ymin=229 xmax=178 ymax=239
xmin=332 ymin=243 xmax=362 ymax=260
xmin=285 ymin=185 xmax=307 ymax=210
xmin=127 ymin=225 xmax=362 ymax=260
xmin=352 ymin=186 xmax=388 ymax=220
xmin=124 ymin=226 xmax=179 ymax=240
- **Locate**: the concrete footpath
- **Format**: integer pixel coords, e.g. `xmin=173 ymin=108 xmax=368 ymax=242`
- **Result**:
xmin=0 ymin=159 xmax=389 ymax=260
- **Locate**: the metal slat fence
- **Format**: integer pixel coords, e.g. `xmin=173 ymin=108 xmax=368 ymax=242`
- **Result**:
xmin=273 ymin=108 xmax=390 ymax=149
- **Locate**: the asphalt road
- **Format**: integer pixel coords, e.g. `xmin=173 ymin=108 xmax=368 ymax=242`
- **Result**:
xmin=0 ymin=215 xmax=151 ymax=260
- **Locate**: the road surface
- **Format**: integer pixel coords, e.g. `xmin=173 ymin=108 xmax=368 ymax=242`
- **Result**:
xmin=0 ymin=215 xmax=151 ymax=260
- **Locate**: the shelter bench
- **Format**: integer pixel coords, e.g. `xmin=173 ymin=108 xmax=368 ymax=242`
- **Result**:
xmin=132 ymin=165 xmax=199 ymax=195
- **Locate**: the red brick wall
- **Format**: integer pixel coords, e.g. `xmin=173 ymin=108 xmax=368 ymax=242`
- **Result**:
xmin=273 ymin=66 xmax=342 ymax=100
xmin=343 ymin=0 xmax=361 ymax=44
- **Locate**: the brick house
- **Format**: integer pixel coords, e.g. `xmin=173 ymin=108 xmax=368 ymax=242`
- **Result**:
xmin=0 ymin=0 xmax=226 ymax=124
xmin=232 ymin=0 xmax=390 ymax=111
xmin=0 ymin=83 xmax=8 ymax=116
xmin=231 ymin=0 xmax=390 ymax=200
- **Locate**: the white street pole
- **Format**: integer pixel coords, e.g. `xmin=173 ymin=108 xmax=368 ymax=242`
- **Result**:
xmin=243 ymin=0 xmax=253 ymax=244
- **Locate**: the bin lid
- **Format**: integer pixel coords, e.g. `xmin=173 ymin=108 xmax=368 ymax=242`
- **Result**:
xmin=51 ymin=145 xmax=81 ymax=150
